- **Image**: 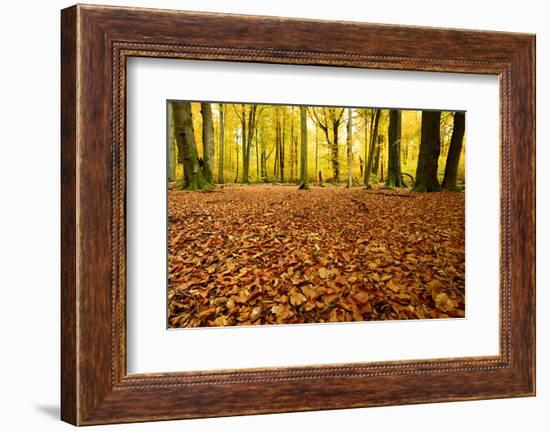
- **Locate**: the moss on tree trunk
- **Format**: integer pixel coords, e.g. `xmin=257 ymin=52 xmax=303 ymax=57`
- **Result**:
xmin=173 ymin=101 xmax=213 ymax=191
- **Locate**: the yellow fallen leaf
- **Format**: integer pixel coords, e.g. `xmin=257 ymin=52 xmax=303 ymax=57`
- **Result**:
xmin=302 ymin=285 xmax=325 ymax=300
xmin=250 ymin=306 xmax=263 ymax=322
xmin=435 ymin=292 xmax=454 ymax=312
xmin=271 ymin=303 xmax=293 ymax=321
xmin=211 ymin=316 xmax=229 ymax=326
xmin=289 ymin=288 xmax=307 ymax=306
xmin=387 ymin=279 xmax=400 ymax=293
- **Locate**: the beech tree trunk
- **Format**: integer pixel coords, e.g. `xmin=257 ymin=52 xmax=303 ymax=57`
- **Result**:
xmin=331 ymin=119 xmax=340 ymax=182
xmin=346 ymin=108 xmax=353 ymax=188
xmin=200 ymin=102 xmax=214 ymax=183
xmin=242 ymin=104 xmax=257 ymax=183
xmin=279 ymin=112 xmax=285 ymax=182
xmin=290 ymin=109 xmax=295 ymax=181
xmin=315 ymin=127 xmax=319 ymax=184
xmin=309 ymin=107 xmax=344 ymax=183
xmin=442 ymin=111 xmax=465 ymax=190
xmin=364 ymin=109 xmax=381 ymax=187
xmin=217 ymin=103 xmax=225 ymax=184
xmin=413 ymin=110 xmax=442 ymax=192
xmin=298 ymin=106 xmax=310 ymax=190
xmin=241 ymin=103 xmax=248 ymax=183
xmin=274 ymin=108 xmax=280 ymax=178
xmin=373 ymin=135 xmax=382 ymax=179
xmin=167 ymin=102 xmax=176 ymax=182
xmin=234 ymin=135 xmax=239 ymax=183
xmin=386 ymin=109 xmax=404 ymax=188
xmin=255 ymin=126 xmax=260 ymax=182
xmin=173 ymin=102 xmax=210 ymax=190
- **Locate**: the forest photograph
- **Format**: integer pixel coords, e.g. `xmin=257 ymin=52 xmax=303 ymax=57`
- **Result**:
xmin=167 ymin=101 xmax=466 ymax=328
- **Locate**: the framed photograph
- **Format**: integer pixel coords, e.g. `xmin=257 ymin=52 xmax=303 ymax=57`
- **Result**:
xmin=61 ymin=4 xmax=535 ymax=425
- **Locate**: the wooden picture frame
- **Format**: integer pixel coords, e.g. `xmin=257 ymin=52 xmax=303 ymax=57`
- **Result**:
xmin=61 ymin=4 xmax=535 ymax=425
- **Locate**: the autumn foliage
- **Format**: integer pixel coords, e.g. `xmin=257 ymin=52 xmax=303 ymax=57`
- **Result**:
xmin=168 ymin=185 xmax=465 ymax=328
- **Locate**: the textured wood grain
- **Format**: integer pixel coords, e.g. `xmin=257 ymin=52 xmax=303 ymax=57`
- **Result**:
xmin=61 ymin=4 xmax=535 ymax=425
xmin=60 ymin=5 xmax=78 ymax=425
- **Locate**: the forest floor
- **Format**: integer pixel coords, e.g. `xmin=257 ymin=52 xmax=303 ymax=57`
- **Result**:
xmin=168 ymin=184 xmax=465 ymax=328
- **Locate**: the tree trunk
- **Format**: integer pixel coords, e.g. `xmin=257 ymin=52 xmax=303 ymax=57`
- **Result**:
xmin=309 ymin=107 xmax=344 ymax=183
xmin=167 ymin=102 xmax=176 ymax=182
xmin=413 ymin=110 xmax=442 ymax=192
xmin=242 ymin=105 xmax=257 ymax=183
xmin=442 ymin=111 xmax=465 ymax=190
xmin=290 ymin=109 xmax=295 ymax=181
xmin=255 ymin=126 xmax=260 ymax=182
xmin=279 ymin=111 xmax=285 ymax=182
xmin=274 ymin=108 xmax=280 ymax=177
xmin=346 ymin=108 xmax=353 ymax=187
xmin=363 ymin=109 xmax=370 ymax=183
xmin=373 ymin=135 xmax=382 ymax=180
xmin=217 ymin=103 xmax=225 ymax=184
xmin=294 ymin=136 xmax=298 ymax=182
xmin=332 ymin=120 xmax=340 ymax=182
xmin=315 ymin=127 xmax=319 ymax=185
xmin=386 ymin=109 xmax=404 ymax=188
xmin=298 ymin=106 xmax=310 ymax=190
xmin=200 ymin=103 xmax=214 ymax=183
xmin=173 ymin=102 xmax=210 ymax=190
xmin=261 ymin=150 xmax=267 ymax=181
xmin=234 ymin=134 xmax=239 ymax=183
xmin=364 ymin=109 xmax=380 ymax=187
xmin=173 ymin=103 xmax=184 ymax=165
xmin=239 ymin=104 xmax=247 ymax=183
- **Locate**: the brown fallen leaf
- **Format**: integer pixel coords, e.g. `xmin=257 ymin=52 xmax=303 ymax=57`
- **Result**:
xmin=352 ymin=291 xmax=370 ymax=304
xmin=387 ymin=279 xmax=400 ymax=293
xmin=289 ymin=288 xmax=307 ymax=306
xmin=271 ymin=303 xmax=294 ymax=321
xmin=435 ymin=292 xmax=454 ymax=313
xmin=250 ymin=306 xmax=263 ymax=322
xmin=168 ymin=186 xmax=465 ymax=327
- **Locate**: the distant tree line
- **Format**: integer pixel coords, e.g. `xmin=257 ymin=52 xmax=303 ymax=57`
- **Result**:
xmin=168 ymin=102 xmax=465 ymax=192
